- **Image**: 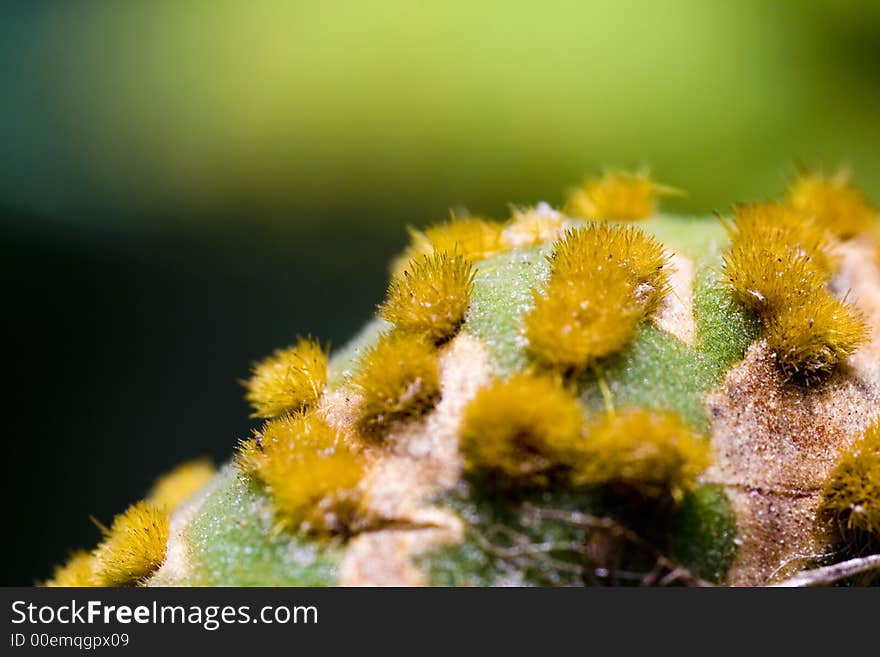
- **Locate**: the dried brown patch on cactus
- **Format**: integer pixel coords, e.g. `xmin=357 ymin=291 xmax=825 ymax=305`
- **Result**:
xmin=833 ymin=236 xmax=880 ymax=365
xmin=337 ymin=333 xmax=492 ymax=585
xmin=651 ymin=251 xmax=696 ymax=345
xmin=340 ymin=511 xmax=463 ymax=586
xmin=707 ymin=238 xmax=880 ymax=584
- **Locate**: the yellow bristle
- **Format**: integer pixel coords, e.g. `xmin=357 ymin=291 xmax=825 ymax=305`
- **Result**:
xmin=722 ymin=235 xmax=827 ymax=315
xmin=574 ymin=409 xmax=710 ymax=502
xmin=564 ymin=171 xmax=678 ymax=221
xmin=44 ymin=550 xmax=98 ymax=587
xmin=764 ymin=291 xmax=867 ymax=384
xmin=236 ymin=411 xmax=367 ymax=534
xmin=424 ymin=214 xmax=505 ymax=260
xmin=352 ymin=332 xmax=441 ymax=436
xmin=523 ymin=225 xmax=670 ymax=371
xmin=380 ymin=250 xmax=475 ymax=344
xmin=728 ymin=202 xmax=837 ymax=276
xmin=500 ymin=203 xmax=565 ymax=249
xmin=459 ymin=373 xmax=587 ymax=487
xmin=525 ymin=279 xmax=644 ymax=371
xmin=547 ymin=224 xmax=669 ymax=304
xmin=788 ymin=169 xmax=877 ymax=239
xmin=821 ymin=418 xmax=880 ymax=540
xmin=235 ymin=433 xmax=267 ymax=476
xmin=722 ymin=197 xmax=868 ymax=383
xmin=148 ymin=459 xmax=215 ymax=511
xmin=244 ymin=337 xmax=328 ymax=419
xmin=92 ymin=501 xmax=169 ymax=586
xmin=391 ymin=215 xmax=504 ymax=277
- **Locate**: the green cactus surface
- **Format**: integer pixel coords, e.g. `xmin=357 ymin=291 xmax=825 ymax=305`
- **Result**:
xmin=46 ymin=172 xmax=880 ymax=587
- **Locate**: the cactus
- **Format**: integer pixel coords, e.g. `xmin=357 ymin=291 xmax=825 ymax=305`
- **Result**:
xmin=46 ymin=170 xmax=880 ymax=587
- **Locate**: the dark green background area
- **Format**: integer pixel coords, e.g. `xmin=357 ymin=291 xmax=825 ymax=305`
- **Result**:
xmin=3 ymin=1 xmax=880 ymax=584
xmin=3 ymin=213 xmax=389 ymax=585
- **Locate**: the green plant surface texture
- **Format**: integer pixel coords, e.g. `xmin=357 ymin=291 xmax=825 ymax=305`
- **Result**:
xmin=327 ymin=317 xmax=391 ymax=387
xmin=183 ymin=465 xmax=342 ymax=586
xmin=465 ymin=215 xmax=758 ymax=432
xmin=421 ymin=479 xmax=737 ymax=586
xmin=419 ymin=485 xmax=601 ymax=587
xmin=670 ymin=483 xmax=738 ymax=583
xmin=172 ymin=215 xmax=752 ymax=586
xmin=463 ymin=243 xmax=553 ymax=373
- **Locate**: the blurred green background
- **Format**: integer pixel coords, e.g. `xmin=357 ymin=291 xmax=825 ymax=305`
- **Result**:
xmin=3 ymin=0 xmax=880 ymax=584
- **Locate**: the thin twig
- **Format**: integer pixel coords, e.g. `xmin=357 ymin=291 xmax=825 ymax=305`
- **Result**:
xmin=521 ymin=504 xmax=714 ymax=587
xmin=471 ymin=525 xmax=587 ymax=575
xmin=523 ymin=505 xmax=646 ymax=545
xmin=473 ymin=527 xmax=655 ymax=582
xmin=771 ymin=554 xmax=880 ymax=587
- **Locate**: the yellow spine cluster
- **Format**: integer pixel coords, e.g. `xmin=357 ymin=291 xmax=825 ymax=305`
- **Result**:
xmin=764 ymin=294 xmax=867 ymax=382
xmin=788 ymin=169 xmax=877 ymax=239
xmin=44 ymin=550 xmax=98 ymax=587
xmin=352 ymin=332 xmax=441 ymax=437
xmin=392 ymin=214 xmax=504 ymax=277
xmin=723 ymin=202 xmax=866 ymax=382
xmin=731 ymin=202 xmax=837 ymax=278
xmin=244 ymin=337 xmax=328 ymax=419
xmin=820 ymin=418 xmax=880 ymax=542
xmin=46 ymin=458 xmax=219 ymax=587
xmin=92 ymin=501 xmax=170 ymax=586
xmin=147 ymin=459 xmax=215 ymax=511
xmin=238 ymin=229 xmax=479 ymax=535
xmin=500 ymin=203 xmax=565 ymax=249
xmin=564 ymin=171 xmax=677 ymax=221
xmin=523 ymin=224 xmax=670 ymax=371
xmin=46 ymin=502 xmax=170 ymax=587
xmin=460 ymin=373 xmax=586 ymax=486
xmin=51 ymin=171 xmax=880 ymax=583
xmin=380 ymin=251 xmax=475 ymax=344
xmin=237 ymin=411 xmax=367 ymax=534
xmin=459 ymin=375 xmax=709 ymax=503
xmin=574 ymin=409 xmax=710 ymax=502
